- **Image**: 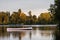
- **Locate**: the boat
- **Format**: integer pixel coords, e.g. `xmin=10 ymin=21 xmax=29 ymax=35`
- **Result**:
xmin=7 ymin=27 xmax=32 ymax=32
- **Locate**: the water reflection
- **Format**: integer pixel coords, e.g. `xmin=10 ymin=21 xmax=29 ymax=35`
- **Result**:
xmin=0 ymin=29 xmax=55 ymax=40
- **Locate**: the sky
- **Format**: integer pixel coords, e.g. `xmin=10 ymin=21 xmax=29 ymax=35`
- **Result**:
xmin=0 ymin=0 xmax=54 ymax=16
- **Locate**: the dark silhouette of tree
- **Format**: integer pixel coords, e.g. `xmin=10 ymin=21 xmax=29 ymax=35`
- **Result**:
xmin=2 ymin=16 xmax=4 ymax=24
xmin=33 ymin=15 xmax=38 ymax=24
xmin=55 ymin=0 xmax=60 ymax=40
xmin=27 ymin=11 xmax=33 ymax=24
xmin=55 ymin=0 xmax=60 ymax=25
xmin=48 ymin=4 xmax=55 ymax=14
xmin=49 ymin=0 xmax=60 ymax=40
xmin=28 ymin=11 xmax=32 ymax=18
xmin=18 ymin=9 xmax=21 ymax=14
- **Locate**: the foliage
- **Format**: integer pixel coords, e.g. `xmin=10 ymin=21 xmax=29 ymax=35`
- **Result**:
xmin=0 ymin=9 xmax=56 ymax=25
xmin=38 ymin=12 xmax=54 ymax=24
xmin=26 ymin=11 xmax=33 ymax=25
xmin=19 ymin=13 xmax=27 ymax=24
xmin=0 ymin=12 xmax=10 ymax=24
xmin=33 ymin=15 xmax=38 ymax=24
xmin=10 ymin=12 xmax=20 ymax=24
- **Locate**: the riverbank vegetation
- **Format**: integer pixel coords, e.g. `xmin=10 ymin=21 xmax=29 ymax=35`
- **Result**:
xmin=0 ymin=9 xmax=58 ymax=25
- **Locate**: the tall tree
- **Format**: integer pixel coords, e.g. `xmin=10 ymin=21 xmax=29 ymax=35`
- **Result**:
xmin=27 ymin=11 xmax=33 ymax=24
xmin=33 ymin=15 xmax=38 ymax=24
xmin=28 ymin=11 xmax=32 ymax=18
xmin=48 ymin=0 xmax=60 ymax=24
xmin=54 ymin=0 xmax=60 ymax=29
xmin=49 ymin=0 xmax=60 ymax=40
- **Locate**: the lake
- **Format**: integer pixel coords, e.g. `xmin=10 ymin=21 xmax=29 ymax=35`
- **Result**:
xmin=0 ymin=26 xmax=56 ymax=40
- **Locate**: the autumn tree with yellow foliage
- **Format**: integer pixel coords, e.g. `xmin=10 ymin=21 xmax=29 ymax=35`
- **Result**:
xmin=38 ymin=12 xmax=54 ymax=24
xmin=0 ymin=9 xmax=55 ymax=25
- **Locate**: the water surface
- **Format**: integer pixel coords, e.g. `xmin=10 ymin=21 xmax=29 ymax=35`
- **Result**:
xmin=0 ymin=28 xmax=55 ymax=40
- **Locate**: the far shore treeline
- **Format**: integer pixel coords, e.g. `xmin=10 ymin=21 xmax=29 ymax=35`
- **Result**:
xmin=0 ymin=9 xmax=57 ymax=25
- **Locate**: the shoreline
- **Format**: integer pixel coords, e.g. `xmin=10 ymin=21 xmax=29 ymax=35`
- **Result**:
xmin=0 ymin=24 xmax=57 ymax=27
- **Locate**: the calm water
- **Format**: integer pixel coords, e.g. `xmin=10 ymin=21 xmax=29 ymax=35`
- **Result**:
xmin=0 ymin=27 xmax=55 ymax=40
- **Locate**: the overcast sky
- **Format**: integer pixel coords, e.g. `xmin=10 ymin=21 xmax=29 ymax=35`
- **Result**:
xmin=0 ymin=0 xmax=54 ymax=16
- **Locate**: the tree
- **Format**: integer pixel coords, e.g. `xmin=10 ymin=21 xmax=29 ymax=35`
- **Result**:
xmin=19 ymin=13 xmax=27 ymax=24
xmin=33 ymin=15 xmax=38 ymax=24
xmin=38 ymin=12 xmax=53 ymax=24
xmin=48 ymin=4 xmax=58 ymax=24
xmin=26 ymin=11 xmax=33 ymax=24
xmin=48 ymin=4 xmax=55 ymax=14
xmin=28 ymin=11 xmax=32 ymax=18
xmin=49 ymin=0 xmax=60 ymax=40
xmin=55 ymin=0 xmax=60 ymax=22
xmin=10 ymin=12 xmax=20 ymax=24
xmin=18 ymin=9 xmax=21 ymax=14
xmin=0 ymin=12 xmax=10 ymax=24
xmin=49 ymin=0 xmax=60 ymax=28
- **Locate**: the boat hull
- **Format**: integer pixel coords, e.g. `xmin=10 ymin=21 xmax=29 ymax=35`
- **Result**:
xmin=7 ymin=27 xmax=32 ymax=32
